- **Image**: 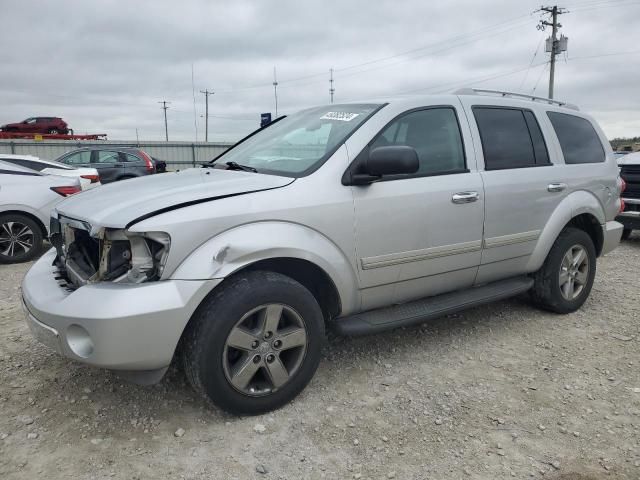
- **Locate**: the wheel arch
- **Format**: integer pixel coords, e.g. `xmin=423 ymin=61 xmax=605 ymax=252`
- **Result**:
xmin=169 ymin=221 xmax=360 ymax=316
xmin=0 ymin=209 xmax=48 ymax=237
xmin=526 ymin=191 xmax=606 ymax=272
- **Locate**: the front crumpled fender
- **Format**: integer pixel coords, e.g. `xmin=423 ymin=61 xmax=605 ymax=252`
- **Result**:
xmin=170 ymin=221 xmax=360 ymax=315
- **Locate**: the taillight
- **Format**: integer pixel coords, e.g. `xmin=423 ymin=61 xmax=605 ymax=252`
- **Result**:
xmin=620 ymin=198 xmax=625 ymax=213
xmin=80 ymin=174 xmax=100 ymax=183
xmin=620 ymin=177 xmax=627 ymax=194
xmin=50 ymin=185 xmax=81 ymax=196
xmin=139 ymin=150 xmax=154 ymax=173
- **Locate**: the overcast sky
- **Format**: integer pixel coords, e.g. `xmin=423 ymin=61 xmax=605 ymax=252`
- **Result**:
xmin=1 ymin=0 xmax=639 ymax=141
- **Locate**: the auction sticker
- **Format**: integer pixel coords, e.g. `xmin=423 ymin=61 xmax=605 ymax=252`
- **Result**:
xmin=320 ymin=112 xmax=360 ymax=121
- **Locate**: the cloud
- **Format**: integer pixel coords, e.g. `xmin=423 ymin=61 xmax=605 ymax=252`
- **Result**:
xmin=1 ymin=0 xmax=639 ymax=140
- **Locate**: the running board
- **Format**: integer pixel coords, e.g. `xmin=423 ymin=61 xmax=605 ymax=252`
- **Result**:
xmin=333 ymin=276 xmax=534 ymax=336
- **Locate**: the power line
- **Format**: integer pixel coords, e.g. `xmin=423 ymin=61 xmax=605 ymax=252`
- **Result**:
xmin=519 ymin=35 xmax=545 ymax=90
xmin=200 ymin=89 xmax=214 ymax=142
xmin=158 ymin=100 xmax=170 ymax=141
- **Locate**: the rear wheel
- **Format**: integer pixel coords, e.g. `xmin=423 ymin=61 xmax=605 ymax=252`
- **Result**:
xmin=531 ymin=227 xmax=596 ymax=314
xmin=0 ymin=214 xmax=44 ymax=264
xmin=47 ymin=128 xmax=59 ymax=134
xmin=182 ymin=271 xmax=324 ymax=414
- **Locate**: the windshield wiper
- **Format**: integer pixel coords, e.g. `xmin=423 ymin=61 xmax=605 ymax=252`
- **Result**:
xmin=225 ymin=161 xmax=258 ymax=173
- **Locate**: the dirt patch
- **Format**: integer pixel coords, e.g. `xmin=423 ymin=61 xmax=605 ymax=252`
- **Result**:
xmin=1 ymin=236 xmax=640 ymax=479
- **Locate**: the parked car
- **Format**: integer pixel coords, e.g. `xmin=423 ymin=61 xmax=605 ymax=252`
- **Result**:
xmin=53 ymin=147 xmax=156 ymax=183
xmin=0 ymin=154 xmax=101 ymax=190
xmin=616 ymin=151 xmax=640 ymax=239
xmin=0 ymin=160 xmax=81 ymax=263
xmin=22 ymin=90 xmax=623 ymax=414
xmin=0 ymin=117 xmax=70 ymax=135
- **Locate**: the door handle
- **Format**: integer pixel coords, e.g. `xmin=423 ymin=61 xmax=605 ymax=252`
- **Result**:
xmin=451 ymin=191 xmax=479 ymax=204
xmin=548 ymin=182 xmax=567 ymax=192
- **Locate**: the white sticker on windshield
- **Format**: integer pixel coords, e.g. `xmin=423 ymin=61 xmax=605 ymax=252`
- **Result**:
xmin=320 ymin=111 xmax=360 ymax=122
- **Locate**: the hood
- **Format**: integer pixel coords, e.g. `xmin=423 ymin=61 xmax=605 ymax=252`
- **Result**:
xmin=55 ymin=167 xmax=294 ymax=228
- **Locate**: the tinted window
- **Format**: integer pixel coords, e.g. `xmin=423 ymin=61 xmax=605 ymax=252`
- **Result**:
xmin=547 ymin=112 xmax=605 ymax=164
xmin=0 ymin=158 xmax=43 ymax=171
xmin=370 ymin=108 xmax=466 ymax=175
xmin=95 ymin=151 xmax=120 ymax=164
xmin=474 ymin=108 xmax=547 ymax=169
xmin=523 ymin=111 xmax=550 ymax=165
xmin=61 ymin=151 xmax=91 ymax=165
xmin=123 ymin=153 xmax=141 ymax=163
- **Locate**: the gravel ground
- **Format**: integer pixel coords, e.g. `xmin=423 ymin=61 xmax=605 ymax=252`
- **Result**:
xmin=1 ymin=237 xmax=640 ymax=480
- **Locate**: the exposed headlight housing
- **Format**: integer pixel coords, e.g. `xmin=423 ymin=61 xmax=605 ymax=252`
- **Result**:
xmin=52 ymin=217 xmax=170 ymax=288
xmin=98 ymin=229 xmax=171 ymax=284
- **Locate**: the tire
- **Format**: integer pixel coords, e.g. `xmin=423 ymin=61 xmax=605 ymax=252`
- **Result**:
xmin=0 ymin=213 xmax=44 ymax=264
xmin=531 ymin=227 xmax=597 ymax=314
xmin=621 ymin=228 xmax=632 ymax=241
xmin=182 ymin=270 xmax=324 ymax=415
xmin=47 ymin=128 xmax=59 ymax=134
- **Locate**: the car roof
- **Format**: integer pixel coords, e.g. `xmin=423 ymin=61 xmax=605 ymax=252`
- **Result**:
xmin=0 ymin=159 xmax=43 ymax=175
xmin=0 ymin=153 xmax=40 ymax=161
xmin=69 ymin=146 xmax=140 ymax=153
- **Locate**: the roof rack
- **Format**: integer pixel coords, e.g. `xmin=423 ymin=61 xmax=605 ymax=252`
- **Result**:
xmin=454 ymin=88 xmax=579 ymax=111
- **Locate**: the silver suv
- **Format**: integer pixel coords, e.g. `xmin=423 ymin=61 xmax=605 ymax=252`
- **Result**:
xmin=22 ymin=89 xmax=623 ymax=414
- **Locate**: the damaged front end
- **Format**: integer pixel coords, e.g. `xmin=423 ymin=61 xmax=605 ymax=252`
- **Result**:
xmin=50 ymin=214 xmax=170 ymax=289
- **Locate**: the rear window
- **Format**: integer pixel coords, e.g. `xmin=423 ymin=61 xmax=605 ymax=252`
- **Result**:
xmin=547 ymin=112 xmax=605 ymax=164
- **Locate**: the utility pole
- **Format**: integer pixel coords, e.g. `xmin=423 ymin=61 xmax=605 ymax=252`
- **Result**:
xmin=329 ymin=68 xmax=335 ymax=103
xmin=158 ymin=100 xmax=170 ymax=141
xmin=272 ymin=67 xmax=279 ymax=118
xmin=537 ymin=6 xmax=568 ymax=99
xmin=200 ymin=89 xmax=214 ymax=142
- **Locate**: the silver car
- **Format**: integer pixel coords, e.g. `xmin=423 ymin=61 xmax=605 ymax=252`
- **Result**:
xmin=22 ymin=89 xmax=623 ymax=414
xmin=0 ymin=160 xmax=81 ymax=263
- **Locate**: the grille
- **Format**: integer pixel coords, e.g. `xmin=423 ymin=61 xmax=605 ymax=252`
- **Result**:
xmin=621 ymin=165 xmax=640 ymax=199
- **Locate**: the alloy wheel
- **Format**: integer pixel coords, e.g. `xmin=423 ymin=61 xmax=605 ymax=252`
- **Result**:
xmin=0 ymin=221 xmax=34 ymax=258
xmin=559 ymin=244 xmax=590 ymax=301
xmin=222 ymin=303 xmax=308 ymax=396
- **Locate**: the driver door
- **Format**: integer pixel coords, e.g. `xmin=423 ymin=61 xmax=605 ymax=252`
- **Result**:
xmin=348 ymin=105 xmax=485 ymax=310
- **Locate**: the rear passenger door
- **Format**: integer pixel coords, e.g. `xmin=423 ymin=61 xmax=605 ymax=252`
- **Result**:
xmin=460 ymin=100 xmax=566 ymax=283
xmin=121 ymin=152 xmax=145 ymax=176
xmin=91 ymin=150 xmax=125 ymax=183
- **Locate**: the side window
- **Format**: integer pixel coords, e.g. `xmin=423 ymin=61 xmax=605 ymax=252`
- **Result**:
xmin=473 ymin=107 xmax=551 ymax=170
xmin=25 ymin=118 xmax=37 ymax=125
xmin=370 ymin=107 xmax=466 ymax=176
xmin=20 ymin=159 xmax=46 ymax=171
xmin=547 ymin=112 xmax=605 ymax=164
xmin=123 ymin=153 xmax=142 ymax=163
xmin=62 ymin=151 xmax=91 ymax=165
xmin=95 ymin=151 xmax=121 ymax=164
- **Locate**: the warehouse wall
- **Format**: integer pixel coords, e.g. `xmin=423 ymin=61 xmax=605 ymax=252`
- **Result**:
xmin=0 ymin=140 xmax=234 ymax=170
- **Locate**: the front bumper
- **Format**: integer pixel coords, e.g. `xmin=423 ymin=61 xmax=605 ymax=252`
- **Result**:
xmin=22 ymin=249 xmax=221 ymax=371
xmin=601 ymin=220 xmax=624 ymax=255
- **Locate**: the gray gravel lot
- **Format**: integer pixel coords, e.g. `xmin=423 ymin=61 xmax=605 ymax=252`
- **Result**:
xmin=1 ymin=237 xmax=640 ymax=479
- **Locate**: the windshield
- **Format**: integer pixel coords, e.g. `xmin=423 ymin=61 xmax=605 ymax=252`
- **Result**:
xmin=214 ymin=104 xmax=381 ymax=177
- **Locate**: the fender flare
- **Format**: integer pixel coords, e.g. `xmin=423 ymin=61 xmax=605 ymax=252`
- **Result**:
xmin=170 ymin=221 xmax=361 ymax=314
xmin=525 ymin=190 xmax=605 ymax=272
xmin=0 ymin=204 xmax=49 ymax=235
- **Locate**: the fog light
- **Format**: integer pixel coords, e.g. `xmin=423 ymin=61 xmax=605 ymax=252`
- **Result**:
xmin=66 ymin=324 xmax=94 ymax=358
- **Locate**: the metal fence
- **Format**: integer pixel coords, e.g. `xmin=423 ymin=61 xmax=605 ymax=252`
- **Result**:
xmin=0 ymin=139 xmax=234 ymax=170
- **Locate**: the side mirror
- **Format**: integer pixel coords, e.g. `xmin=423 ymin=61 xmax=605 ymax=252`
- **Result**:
xmin=350 ymin=146 xmax=419 ymax=185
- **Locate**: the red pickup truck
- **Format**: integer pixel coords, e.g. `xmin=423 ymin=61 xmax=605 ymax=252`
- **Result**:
xmin=1 ymin=117 xmax=71 ymax=135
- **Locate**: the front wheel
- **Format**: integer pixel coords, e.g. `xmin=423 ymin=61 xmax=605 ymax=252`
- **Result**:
xmin=531 ymin=227 xmax=597 ymax=314
xmin=182 ymin=271 xmax=324 ymax=414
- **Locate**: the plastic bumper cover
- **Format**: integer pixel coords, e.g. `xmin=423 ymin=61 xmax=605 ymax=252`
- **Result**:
xmin=21 ymin=249 xmax=221 ymax=371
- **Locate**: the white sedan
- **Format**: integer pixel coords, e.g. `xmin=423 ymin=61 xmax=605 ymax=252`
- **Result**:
xmin=0 ymin=160 xmax=82 ymax=263
xmin=0 ymin=154 xmax=101 ymax=190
